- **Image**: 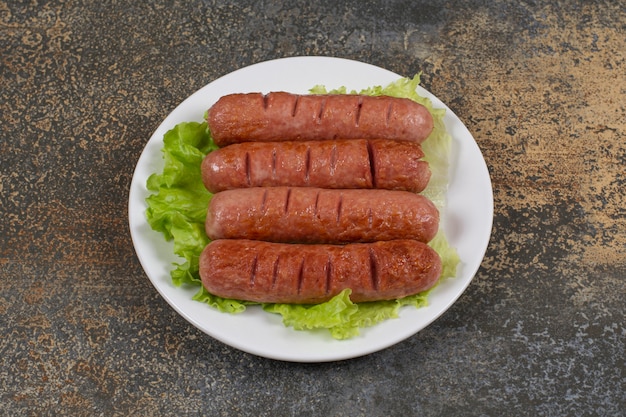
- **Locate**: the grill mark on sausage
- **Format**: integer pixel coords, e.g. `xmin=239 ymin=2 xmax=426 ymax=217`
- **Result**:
xmin=336 ymin=193 xmax=343 ymax=224
xmin=271 ymin=148 xmax=277 ymax=179
xmin=369 ymin=248 xmax=379 ymax=291
xmin=284 ymin=188 xmax=292 ymax=213
xmin=317 ymin=97 xmax=327 ymax=124
xmin=385 ymin=102 xmax=393 ymax=127
xmin=292 ymin=95 xmax=300 ymax=117
xmin=260 ymin=188 xmax=269 ymax=212
xmin=368 ymin=207 xmax=373 ymax=228
xmin=262 ymin=93 xmax=269 ymax=111
xmin=297 ymin=257 xmax=305 ymax=295
xmin=249 ymin=254 xmax=258 ymax=285
xmin=304 ymin=146 xmax=311 ymax=184
xmin=325 ymin=256 xmax=332 ymax=295
xmin=314 ymin=189 xmax=321 ymax=215
xmin=366 ymin=140 xmax=377 ymax=188
xmin=271 ymin=255 xmax=280 ymax=288
xmin=355 ymin=96 xmax=364 ymax=127
xmin=245 ymin=151 xmax=251 ymax=186
xmin=329 ymin=143 xmax=338 ymax=175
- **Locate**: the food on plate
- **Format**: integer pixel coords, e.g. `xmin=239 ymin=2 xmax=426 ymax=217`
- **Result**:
xmin=199 ymin=239 xmax=442 ymax=304
xmin=145 ymin=74 xmax=460 ymax=339
xmin=207 ymin=92 xmax=434 ymax=147
xmin=205 ymin=187 xmax=440 ymax=244
xmin=201 ymin=139 xmax=431 ymax=193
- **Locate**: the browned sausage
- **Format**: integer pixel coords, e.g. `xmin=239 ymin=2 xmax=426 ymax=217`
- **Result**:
xmin=205 ymin=187 xmax=439 ymax=244
xmin=201 ymin=139 xmax=431 ymax=193
xmin=207 ymin=92 xmax=434 ymax=147
xmin=199 ymin=239 xmax=442 ymax=304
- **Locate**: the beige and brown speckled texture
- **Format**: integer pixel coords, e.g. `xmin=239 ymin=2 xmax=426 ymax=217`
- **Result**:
xmin=1 ymin=0 xmax=624 ymax=415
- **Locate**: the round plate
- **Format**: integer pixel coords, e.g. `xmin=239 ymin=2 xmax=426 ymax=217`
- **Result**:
xmin=128 ymin=56 xmax=493 ymax=362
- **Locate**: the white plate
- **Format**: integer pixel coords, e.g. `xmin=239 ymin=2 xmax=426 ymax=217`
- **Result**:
xmin=128 ymin=56 xmax=493 ymax=362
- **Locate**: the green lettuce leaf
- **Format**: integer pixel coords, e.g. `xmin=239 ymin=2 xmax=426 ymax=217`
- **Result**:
xmin=146 ymin=122 xmax=211 ymax=285
xmin=263 ymin=289 xmax=360 ymax=339
xmin=145 ymin=75 xmax=460 ymax=339
xmin=263 ymin=290 xmax=428 ymax=340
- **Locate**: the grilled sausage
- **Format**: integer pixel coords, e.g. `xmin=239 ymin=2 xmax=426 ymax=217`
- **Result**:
xmin=201 ymin=139 xmax=431 ymax=193
xmin=205 ymin=187 xmax=439 ymax=244
xmin=199 ymin=239 xmax=443 ymax=304
xmin=207 ymin=92 xmax=434 ymax=147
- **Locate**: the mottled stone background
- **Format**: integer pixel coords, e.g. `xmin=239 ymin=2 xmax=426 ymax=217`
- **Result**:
xmin=1 ymin=0 xmax=624 ymax=416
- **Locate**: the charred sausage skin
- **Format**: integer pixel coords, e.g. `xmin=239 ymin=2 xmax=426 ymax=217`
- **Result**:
xmin=205 ymin=187 xmax=440 ymax=244
xmin=199 ymin=239 xmax=443 ymax=304
xmin=207 ymin=92 xmax=434 ymax=147
xmin=201 ymin=139 xmax=431 ymax=194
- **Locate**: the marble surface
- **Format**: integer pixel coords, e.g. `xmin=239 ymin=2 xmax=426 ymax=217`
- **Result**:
xmin=1 ymin=0 xmax=624 ymax=415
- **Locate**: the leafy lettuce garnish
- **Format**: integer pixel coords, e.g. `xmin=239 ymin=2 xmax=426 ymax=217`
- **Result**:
xmin=145 ymin=74 xmax=459 ymax=339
